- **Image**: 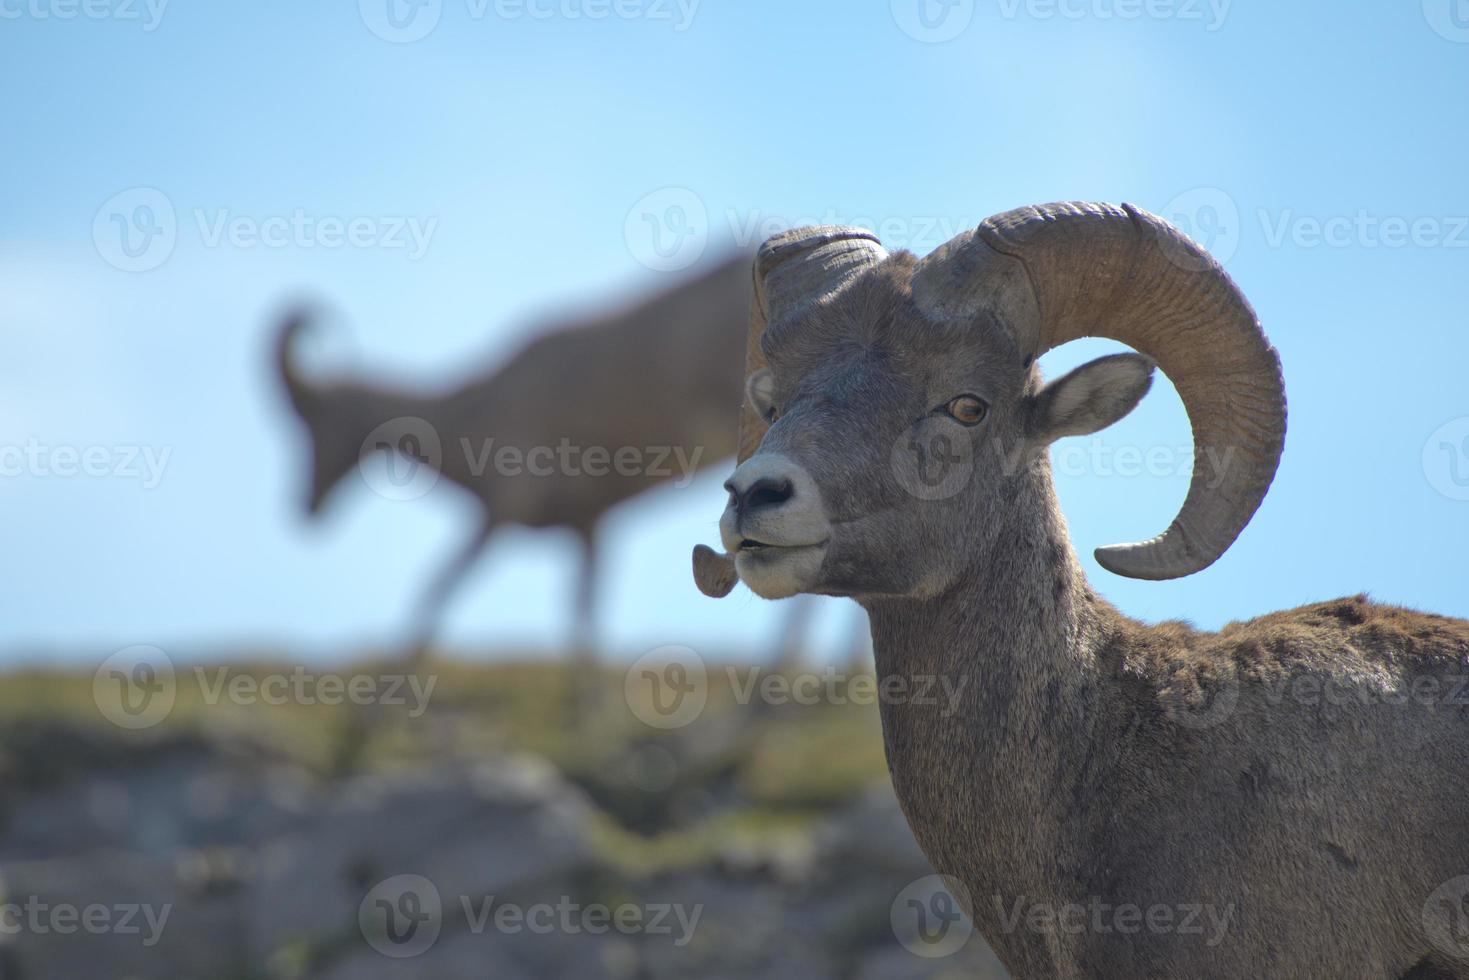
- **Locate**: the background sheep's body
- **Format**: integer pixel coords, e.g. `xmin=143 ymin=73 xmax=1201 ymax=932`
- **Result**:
xmin=280 ymin=254 xmax=750 ymax=658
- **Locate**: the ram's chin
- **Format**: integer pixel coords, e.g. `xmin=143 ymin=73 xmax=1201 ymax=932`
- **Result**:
xmin=734 ymin=545 xmax=826 ymax=600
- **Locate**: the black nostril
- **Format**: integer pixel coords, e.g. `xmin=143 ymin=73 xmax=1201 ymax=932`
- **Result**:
xmin=741 ymin=476 xmax=794 ymax=513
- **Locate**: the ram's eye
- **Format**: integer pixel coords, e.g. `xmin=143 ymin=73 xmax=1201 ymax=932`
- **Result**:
xmin=764 ymin=406 xmax=780 ymax=423
xmin=945 ymin=395 xmax=989 ymax=426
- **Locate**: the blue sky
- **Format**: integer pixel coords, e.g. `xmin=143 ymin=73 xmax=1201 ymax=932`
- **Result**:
xmin=2 ymin=0 xmax=1466 ymax=665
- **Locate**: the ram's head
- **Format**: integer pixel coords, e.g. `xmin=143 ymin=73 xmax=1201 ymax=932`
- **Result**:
xmin=692 ymin=202 xmax=1286 ymax=601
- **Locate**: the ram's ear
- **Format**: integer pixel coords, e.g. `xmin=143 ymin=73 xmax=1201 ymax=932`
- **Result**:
xmin=745 ymin=368 xmax=776 ymax=423
xmin=1027 ymin=353 xmax=1154 ymax=445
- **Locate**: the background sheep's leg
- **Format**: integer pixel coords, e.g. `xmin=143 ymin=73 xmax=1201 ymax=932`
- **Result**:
xmin=569 ymin=525 xmax=599 ymax=661
xmin=771 ymin=594 xmax=816 ymax=674
xmin=842 ymin=604 xmax=873 ymax=675
xmin=566 ymin=526 xmax=603 ymax=716
xmin=405 ymin=518 xmax=494 ymax=666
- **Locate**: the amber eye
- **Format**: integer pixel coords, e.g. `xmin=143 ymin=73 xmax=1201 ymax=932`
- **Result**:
xmin=945 ymin=395 xmax=989 ymax=426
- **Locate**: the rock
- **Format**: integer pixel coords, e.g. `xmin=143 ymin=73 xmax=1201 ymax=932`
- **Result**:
xmin=246 ymin=755 xmax=599 ymax=967
xmin=314 ymin=928 xmax=641 ymax=980
xmin=813 ymin=779 xmax=930 ymax=875
xmin=814 ymin=781 xmax=1013 ymax=979
xmin=0 ymin=728 xmax=319 ymax=861
xmin=852 ymin=943 xmax=1011 ymax=980
xmin=0 ymin=850 xmax=244 ymax=980
xmin=629 ymin=869 xmax=841 ymax=979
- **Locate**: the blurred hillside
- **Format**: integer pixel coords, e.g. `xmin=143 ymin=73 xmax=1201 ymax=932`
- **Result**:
xmin=0 ymin=656 xmax=1007 ymax=979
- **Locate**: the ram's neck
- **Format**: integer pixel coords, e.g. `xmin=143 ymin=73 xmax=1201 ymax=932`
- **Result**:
xmin=863 ymin=475 xmax=1109 ymax=915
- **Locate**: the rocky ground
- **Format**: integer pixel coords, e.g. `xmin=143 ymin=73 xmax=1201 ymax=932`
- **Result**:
xmin=0 ymin=656 xmax=1009 ymax=979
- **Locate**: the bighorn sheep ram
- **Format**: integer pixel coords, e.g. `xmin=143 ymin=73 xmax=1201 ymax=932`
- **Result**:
xmin=692 ymin=203 xmax=1469 ymax=979
xmin=278 ymin=255 xmax=750 ymax=660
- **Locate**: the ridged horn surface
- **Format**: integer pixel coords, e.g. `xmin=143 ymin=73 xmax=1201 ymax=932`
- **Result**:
xmin=915 ymin=202 xmax=1286 ymax=580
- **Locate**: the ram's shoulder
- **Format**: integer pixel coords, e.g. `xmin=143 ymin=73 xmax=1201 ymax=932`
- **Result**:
xmin=1211 ymin=595 xmax=1469 ymax=674
xmin=1095 ymin=595 xmax=1469 ymax=699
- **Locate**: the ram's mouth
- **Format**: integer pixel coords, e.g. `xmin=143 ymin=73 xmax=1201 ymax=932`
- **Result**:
xmin=737 ymin=538 xmax=827 ymax=556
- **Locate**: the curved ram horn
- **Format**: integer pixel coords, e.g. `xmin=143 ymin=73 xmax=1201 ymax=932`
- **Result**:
xmin=736 ymin=226 xmax=891 ymax=462
xmin=913 ymin=201 xmax=1287 ymax=581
